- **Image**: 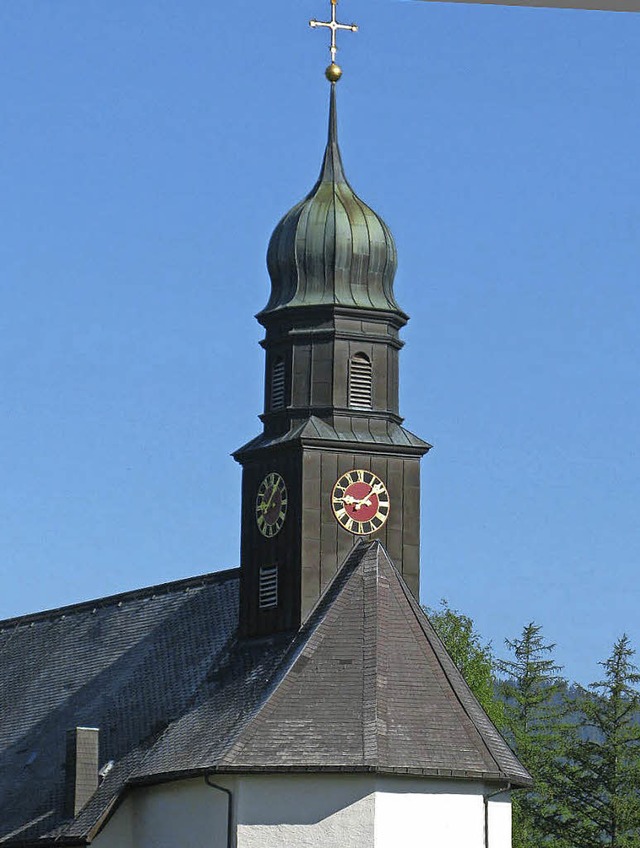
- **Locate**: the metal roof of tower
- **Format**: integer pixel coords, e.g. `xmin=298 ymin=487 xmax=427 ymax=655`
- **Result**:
xmin=263 ymin=85 xmax=402 ymax=316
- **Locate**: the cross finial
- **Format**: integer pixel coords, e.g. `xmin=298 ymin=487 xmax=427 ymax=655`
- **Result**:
xmin=310 ymin=0 xmax=358 ymax=83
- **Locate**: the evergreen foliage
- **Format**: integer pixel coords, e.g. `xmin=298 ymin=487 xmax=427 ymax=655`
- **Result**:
xmin=556 ymin=636 xmax=640 ymax=847
xmin=497 ymin=623 xmax=566 ymax=847
xmin=428 ymin=607 xmax=640 ymax=847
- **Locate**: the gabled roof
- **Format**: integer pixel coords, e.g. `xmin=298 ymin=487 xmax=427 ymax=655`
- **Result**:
xmin=0 ymin=544 xmax=529 ymax=846
xmin=219 ymin=541 xmax=530 ymax=784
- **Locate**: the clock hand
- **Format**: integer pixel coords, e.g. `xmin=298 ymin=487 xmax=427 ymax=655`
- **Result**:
xmin=353 ymin=484 xmax=386 ymax=510
xmin=262 ymin=485 xmax=279 ymax=513
xmin=354 ymin=483 xmax=385 ymax=509
xmin=342 ymin=493 xmax=373 ymax=511
xmin=354 ymin=497 xmax=372 ymax=510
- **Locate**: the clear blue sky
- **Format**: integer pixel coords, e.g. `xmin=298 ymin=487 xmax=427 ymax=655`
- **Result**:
xmin=1 ymin=0 xmax=638 ymax=684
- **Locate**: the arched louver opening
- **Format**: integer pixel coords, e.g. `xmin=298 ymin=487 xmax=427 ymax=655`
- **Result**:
xmin=348 ymin=353 xmax=373 ymax=410
xmin=271 ymin=357 xmax=285 ymax=411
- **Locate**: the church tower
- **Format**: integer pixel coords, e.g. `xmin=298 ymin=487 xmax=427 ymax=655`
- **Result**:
xmin=235 ymin=25 xmax=431 ymax=638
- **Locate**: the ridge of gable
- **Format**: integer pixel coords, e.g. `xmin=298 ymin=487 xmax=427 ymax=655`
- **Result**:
xmin=373 ymin=547 xmax=531 ymax=785
xmin=0 ymin=568 xmax=239 ymax=631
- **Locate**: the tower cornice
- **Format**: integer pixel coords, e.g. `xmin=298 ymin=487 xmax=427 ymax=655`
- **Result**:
xmin=260 ymin=328 xmax=405 ymax=352
xmin=257 ymin=302 xmax=409 ymax=330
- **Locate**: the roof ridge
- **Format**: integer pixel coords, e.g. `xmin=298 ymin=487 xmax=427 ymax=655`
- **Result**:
xmin=362 ymin=542 xmax=381 ymax=765
xmin=0 ymin=567 xmax=239 ymax=630
xmin=386 ymin=557 xmax=531 ymax=786
xmin=218 ymin=541 xmax=376 ymax=768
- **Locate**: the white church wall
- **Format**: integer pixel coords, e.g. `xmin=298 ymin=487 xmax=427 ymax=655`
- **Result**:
xmin=487 ymin=792 xmax=512 ymax=848
xmin=92 ymin=777 xmax=233 ymax=848
xmin=235 ymin=773 xmax=375 ymax=848
xmin=90 ymin=772 xmax=512 ymax=848
xmin=92 ymin=773 xmax=377 ymax=848
xmin=374 ymin=777 xmax=512 ymax=848
xmin=92 ymin=794 xmax=133 ymax=846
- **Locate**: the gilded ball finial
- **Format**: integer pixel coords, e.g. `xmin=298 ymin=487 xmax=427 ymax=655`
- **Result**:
xmin=325 ymin=62 xmax=342 ymax=83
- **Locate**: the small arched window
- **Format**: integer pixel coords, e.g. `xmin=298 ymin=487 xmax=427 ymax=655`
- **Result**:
xmin=271 ymin=357 xmax=285 ymax=411
xmin=348 ymin=353 xmax=372 ymax=410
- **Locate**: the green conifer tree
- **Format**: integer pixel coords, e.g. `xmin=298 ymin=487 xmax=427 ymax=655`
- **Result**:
xmin=498 ymin=623 xmax=565 ymax=848
xmin=557 ymin=635 xmax=640 ymax=848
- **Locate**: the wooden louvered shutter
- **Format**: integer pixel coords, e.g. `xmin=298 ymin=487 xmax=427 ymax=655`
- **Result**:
xmin=259 ymin=565 xmax=278 ymax=609
xmin=271 ymin=358 xmax=285 ymax=410
xmin=348 ymin=353 xmax=372 ymax=410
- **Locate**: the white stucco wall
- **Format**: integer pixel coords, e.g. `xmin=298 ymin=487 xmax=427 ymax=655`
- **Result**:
xmin=375 ymin=777 xmax=512 ymax=848
xmin=376 ymin=778 xmax=482 ymax=847
xmin=91 ymin=772 xmax=512 ymax=848
xmin=92 ymin=777 xmax=232 ymax=848
xmin=236 ymin=774 xmax=375 ymax=848
xmin=487 ymin=792 xmax=512 ymax=848
xmin=92 ymin=794 xmax=133 ymax=846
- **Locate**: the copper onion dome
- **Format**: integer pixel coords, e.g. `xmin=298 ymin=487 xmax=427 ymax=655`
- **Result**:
xmin=262 ymin=86 xmax=402 ymax=315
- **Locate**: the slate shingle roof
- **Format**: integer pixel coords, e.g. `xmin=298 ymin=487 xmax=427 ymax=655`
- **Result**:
xmin=219 ymin=542 xmax=530 ymax=783
xmin=0 ymin=543 xmax=530 ymax=846
xmin=0 ymin=571 xmax=293 ymax=845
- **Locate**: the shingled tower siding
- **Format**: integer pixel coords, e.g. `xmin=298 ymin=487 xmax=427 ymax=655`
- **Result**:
xmin=235 ymin=86 xmax=430 ymax=638
xmin=64 ymin=727 xmax=99 ymax=818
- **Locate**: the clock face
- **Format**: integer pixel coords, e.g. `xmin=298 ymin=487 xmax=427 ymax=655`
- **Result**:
xmin=331 ymin=469 xmax=390 ymax=536
xmin=256 ymin=472 xmax=288 ymax=538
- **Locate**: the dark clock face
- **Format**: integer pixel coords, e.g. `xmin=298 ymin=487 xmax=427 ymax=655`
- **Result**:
xmin=256 ymin=472 xmax=288 ymax=538
xmin=331 ymin=469 xmax=390 ymax=536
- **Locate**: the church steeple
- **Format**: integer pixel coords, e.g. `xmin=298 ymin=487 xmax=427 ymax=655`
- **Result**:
xmin=235 ymin=3 xmax=430 ymax=639
xmin=256 ymin=83 xmax=410 ymax=440
xmin=264 ymin=86 xmax=402 ymax=315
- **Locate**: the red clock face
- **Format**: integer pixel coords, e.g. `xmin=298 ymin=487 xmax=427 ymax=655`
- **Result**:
xmin=331 ymin=469 xmax=390 ymax=536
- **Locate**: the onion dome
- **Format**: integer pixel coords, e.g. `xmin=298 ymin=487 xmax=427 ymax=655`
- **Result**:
xmin=262 ymin=86 xmax=402 ymax=315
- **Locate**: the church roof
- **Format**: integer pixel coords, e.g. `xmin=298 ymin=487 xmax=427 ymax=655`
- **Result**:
xmin=263 ymin=86 xmax=402 ymax=316
xmin=218 ymin=542 xmax=528 ymax=782
xmin=0 ymin=544 xmax=530 ymax=846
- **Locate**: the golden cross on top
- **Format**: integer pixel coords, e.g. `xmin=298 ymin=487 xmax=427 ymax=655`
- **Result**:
xmin=310 ymin=0 xmax=358 ymax=80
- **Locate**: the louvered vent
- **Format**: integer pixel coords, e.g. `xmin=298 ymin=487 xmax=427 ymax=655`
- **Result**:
xmin=271 ymin=358 xmax=285 ymax=411
xmin=348 ymin=353 xmax=373 ymax=410
xmin=259 ymin=565 xmax=278 ymax=609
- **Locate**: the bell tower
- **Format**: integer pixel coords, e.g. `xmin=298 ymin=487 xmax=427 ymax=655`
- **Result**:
xmin=234 ymin=6 xmax=431 ymax=638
